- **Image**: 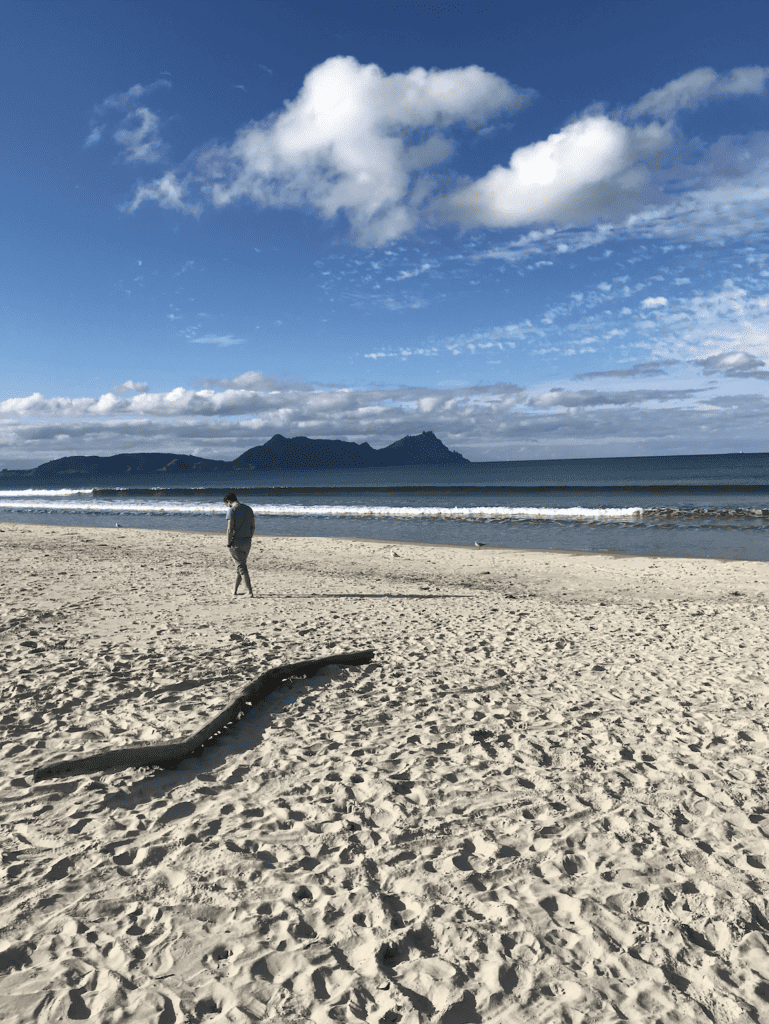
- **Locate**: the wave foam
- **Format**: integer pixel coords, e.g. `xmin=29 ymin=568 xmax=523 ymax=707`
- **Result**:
xmin=0 ymin=489 xmax=96 ymax=497
xmin=0 ymin=498 xmax=644 ymax=520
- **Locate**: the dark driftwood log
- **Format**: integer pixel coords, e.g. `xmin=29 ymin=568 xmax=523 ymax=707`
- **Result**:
xmin=33 ymin=649 xmax=375 ymax=782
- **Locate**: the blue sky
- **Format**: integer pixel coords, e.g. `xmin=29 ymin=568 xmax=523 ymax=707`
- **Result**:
xmin=2 ymin=0 xmax=769 ymax=467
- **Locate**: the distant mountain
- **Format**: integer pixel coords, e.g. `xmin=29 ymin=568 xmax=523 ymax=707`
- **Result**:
xmin=377 ymin=431 xmax=467 ymax=466
xmin=232 ymin=431 xmax=468 ymax=470
xmin=232 ymin=434 xmax=380 ymax=470
xmin=16 ymin=452 xmax=228 ymax=476
xmin=4 ymin=431 xmax=469 ymax=476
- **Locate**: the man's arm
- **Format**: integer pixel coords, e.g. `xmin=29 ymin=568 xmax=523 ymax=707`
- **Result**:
xmin=226 ymin=508 xmax=234 ymax=545
xmin=250 ymin=509 xmax=255 ymax=537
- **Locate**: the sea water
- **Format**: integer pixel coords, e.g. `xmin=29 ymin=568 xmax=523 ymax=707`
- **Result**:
xmin=1 ymin=452 xmax=768 ymax=560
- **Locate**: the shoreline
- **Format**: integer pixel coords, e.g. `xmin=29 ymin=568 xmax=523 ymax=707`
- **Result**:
xmin=1 ymin=522 xmax=769 ymax=1020
xmin=2 ymin=516 xmax=768 ymax=563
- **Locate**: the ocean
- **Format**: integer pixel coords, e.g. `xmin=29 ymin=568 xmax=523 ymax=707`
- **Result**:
xmin=1 ymin=451 xmax=768 ymax=560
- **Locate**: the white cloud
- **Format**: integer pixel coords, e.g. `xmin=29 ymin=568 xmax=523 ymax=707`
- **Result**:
xmin=364 ymin=319 xmax=540 ymax=360
xmin=5 ymin=380 xmax=767 ymax=463
xmin=628 ymin=66 xmax=769 ymax=120
xmin=528 ymin=388 xmax=699 ymax=409
xmin=197 ymin=371 xmax=317 ymax=392
xmin=363 ymin=267 xmax=769 ymax=375
xmin=129 ymin=56 xmax=531 ymax=243
xmin=93 ymin=80 xmax=171 ymax=117
xmin=188 ymin=334 xmax=244 ymax=347
xmin=112 ymin=380 xmax=149 ymax=394
xmin=432 ymin=115 xmax=671 ymax=229
xmin=573 ymin=360 xmax=679 ymax=380
xmin=693 ymin=350 xmax=769 ymax=378
xmin=117 ymin=62 xmax=769 ymax=248
xmin=430 ymin=68 xmax=769 ymax=242
xmin=377 ymin=294 xmax=430 ymax=311
xmin=113 ymin=107 xmax=166 ymax=163
xmin=87 ymin=79 xmax=171 ymax=159
xmin=129 ymin=172 xmax=198 ymax=213
xmin=391 ymin=262 xmax=432 ymax=281
xmin=84 ymin=126 xmax=102 ymax=148
xmin=641 ymin=280 xmax=769 ymax=364
xmin=469 ymin=135 xmax=769 ymax=252
xmin=0 ymin=381 xmax=529 ymax=423
xmin=625 ymin=143 xmax=769 ymax=244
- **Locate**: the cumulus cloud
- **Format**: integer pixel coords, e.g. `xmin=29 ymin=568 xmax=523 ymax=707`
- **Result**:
xmin=641 ymin=296 xmax=668 ymax=308
xmin=435 ymin=64 xmax=768 ymax=236
xmin=4 ymin=372 xmax=768 ymax=462
xmin=6 ymin=393 xmax=767 ymax=463
xmin=432 ymin=115 xmax=671 ymax=229
xmin=472 ymin=141 xmax=769 ymax=251
xmin=129 ymin=56 xmax=531 ymax=243
xmin=112 ymin=380 xmax=149 ymax=394
xmin=116 ymin=61 xmax=769 ymax=245
xmin=0 ymin=381 xmax=528 ymax=423
xmin=627 ymin=66 xmax=769 ymax=120
xmin=429 ymin=67 xmax=769 ymax=237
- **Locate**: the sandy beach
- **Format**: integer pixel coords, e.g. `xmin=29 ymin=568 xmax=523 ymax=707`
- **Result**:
xmin=1 ymin=521 xmax=768 ymax=1023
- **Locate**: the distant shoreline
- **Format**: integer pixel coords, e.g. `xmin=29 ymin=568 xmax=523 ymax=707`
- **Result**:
xmin=4 ymin=448 xmax=768 ymax=477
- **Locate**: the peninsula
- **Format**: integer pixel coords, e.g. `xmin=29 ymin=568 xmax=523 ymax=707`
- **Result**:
xmin=4 ymin=430 xmax=469 ymax=476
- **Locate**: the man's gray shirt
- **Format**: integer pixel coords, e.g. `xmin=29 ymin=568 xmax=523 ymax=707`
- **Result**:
xmin=226 ymin=502 xmax=255 ymax=542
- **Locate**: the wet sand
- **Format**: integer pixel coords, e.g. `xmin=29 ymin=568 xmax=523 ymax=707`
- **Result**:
xmin=1 ymin=522 xmax=769 ymax=1023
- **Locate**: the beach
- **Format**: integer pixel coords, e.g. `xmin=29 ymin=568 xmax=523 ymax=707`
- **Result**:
xmin=1 ymin=521 xmax=769 ymax=1023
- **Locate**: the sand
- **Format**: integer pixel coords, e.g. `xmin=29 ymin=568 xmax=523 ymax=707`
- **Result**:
xmin=1 ymin=521 xmax=768 ymax=1024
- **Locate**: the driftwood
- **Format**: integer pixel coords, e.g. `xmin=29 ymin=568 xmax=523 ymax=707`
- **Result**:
xmin=33 ymin=649 xmax=375 ymax=782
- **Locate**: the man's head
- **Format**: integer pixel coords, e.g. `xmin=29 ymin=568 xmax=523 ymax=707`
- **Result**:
xmin=224 ymin=491 xmax=238 ymax=506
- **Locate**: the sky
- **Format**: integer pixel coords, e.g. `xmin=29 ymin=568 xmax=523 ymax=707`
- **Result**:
xmin=2 ymin=0 xmax=769 ymax=467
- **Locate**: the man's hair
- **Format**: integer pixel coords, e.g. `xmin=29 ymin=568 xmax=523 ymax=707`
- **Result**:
xmin=224 ymin=492 xmax=238 ymax=504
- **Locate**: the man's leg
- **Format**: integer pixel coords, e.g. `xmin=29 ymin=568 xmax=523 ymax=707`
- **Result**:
xmin=228 ymin=545 xmax=241 ymax=595
xmin=229 ymin=542 xmax=253 ymax=597
xmin=240 ymin=558 xmax=253 ymax=597
xmin=239 ymin=540 xmax=253 ymax=596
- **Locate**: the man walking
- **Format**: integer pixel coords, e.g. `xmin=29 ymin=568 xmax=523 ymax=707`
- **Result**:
xmin=224 ymin=491 xmax=256 ymax=597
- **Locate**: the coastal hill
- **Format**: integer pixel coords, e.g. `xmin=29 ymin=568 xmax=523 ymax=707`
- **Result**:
xmin=6 ymin=431 xmax=469 ymax=476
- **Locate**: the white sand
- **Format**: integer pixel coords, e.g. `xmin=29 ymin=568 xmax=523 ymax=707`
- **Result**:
xmin=1 ymin=521 xmax=769 ymax=1023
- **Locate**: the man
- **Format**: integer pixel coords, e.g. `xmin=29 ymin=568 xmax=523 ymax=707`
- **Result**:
xmin=223 ymin=491 xmax=256 ymax=597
